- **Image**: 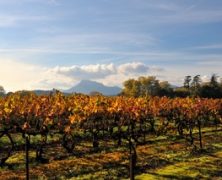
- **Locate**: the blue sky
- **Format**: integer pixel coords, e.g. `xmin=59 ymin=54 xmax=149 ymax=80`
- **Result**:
xmin=0 ymin=0 xmax=222 ymax=91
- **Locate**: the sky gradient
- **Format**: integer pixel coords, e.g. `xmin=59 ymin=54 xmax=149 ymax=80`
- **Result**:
xmin=0 ymin=0 xmax=222 ymax=91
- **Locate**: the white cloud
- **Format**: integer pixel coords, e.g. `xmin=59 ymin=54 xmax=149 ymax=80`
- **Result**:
xmin=50 ymin=64 xmax=116 ymax=79
xmin=49 ymin=62 xmax=160 ymax=80
xmin=118 ymin=62 xmax=150 ymax=74
xmin=0 ymin=60 xmax=165 ymax=91
xmin=0 ymin=59 xmax=44 ymax=91
xmin=201 ymin=75 xmax=211 ymax=83
xmin=46 ymin=62 xmax=165 ymax=87
xmin=0 ymin=59 xmax=73 ymax=92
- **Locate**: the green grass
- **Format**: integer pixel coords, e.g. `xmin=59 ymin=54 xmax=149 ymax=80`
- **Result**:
xmin=136 ymin=152 xmax=222 ymax=179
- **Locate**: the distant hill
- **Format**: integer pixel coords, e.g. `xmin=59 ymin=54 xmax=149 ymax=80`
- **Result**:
xmin=64 ymin=80 xmax=122 ymax=96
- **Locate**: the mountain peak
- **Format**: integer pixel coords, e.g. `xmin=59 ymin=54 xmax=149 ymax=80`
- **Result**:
xmin=64 ymin=80 xmax=121 ymax=96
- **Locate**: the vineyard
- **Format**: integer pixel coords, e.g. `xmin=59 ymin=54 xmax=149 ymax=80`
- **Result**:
xmin=0 ymin=92 xmax=222 ymax=179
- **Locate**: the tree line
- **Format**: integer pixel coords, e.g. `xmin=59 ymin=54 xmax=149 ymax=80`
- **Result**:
xmin=1 ymin=74 xmax=222 ymax=98
xmin=121 ymin=74 xmax=222 ymax=98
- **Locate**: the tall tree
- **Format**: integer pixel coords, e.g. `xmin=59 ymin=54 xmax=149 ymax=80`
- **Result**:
xmin=209 ymin=74 xmax=221 ymax=98
xmin=191 ymin=75 xmax=201 ymax=97
xmin=184 ymin=75 xmax=192 ymax=89
xmin=210 ymin=74 xmax=219 ymax=87
xmin=138 ymin=76 xmax=160 ymax=97
xmin=122 ymin=79 xmax=140 ymax=97
xmin=122 ymin=76 xmax=161 ymax=97
xmin=159 ymin=81 xmax=173 ymax=97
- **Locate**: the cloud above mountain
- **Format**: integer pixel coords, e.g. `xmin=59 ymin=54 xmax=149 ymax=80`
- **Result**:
xmin=0 ymin=60 xmax=164 ymax=91
xmin=40 ymin=62 xmax=166 ymax=89
xmin=0 ymin=58 xmax=221 ymax=92
xmin=49 ymin=62 xmax=159 ymax=80
xmin=49 ymin=63 xmax=116 ymax=79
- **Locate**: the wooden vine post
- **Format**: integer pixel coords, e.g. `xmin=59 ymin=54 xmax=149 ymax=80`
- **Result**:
xmin=129 ymin=137 xmax=135 ymax=180
xmin=128 ymin=119 xmax=136 ymax=180
xmin=25 ymin=135 xmax=30 ymax=180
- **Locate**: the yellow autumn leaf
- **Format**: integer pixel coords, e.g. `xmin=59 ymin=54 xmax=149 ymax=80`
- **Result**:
xmin=4 ymin=107 xmax=12 ymax=113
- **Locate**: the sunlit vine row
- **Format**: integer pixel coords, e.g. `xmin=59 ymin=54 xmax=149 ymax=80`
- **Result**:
xmin=0 ymin=91 xmax=222 ymax=164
